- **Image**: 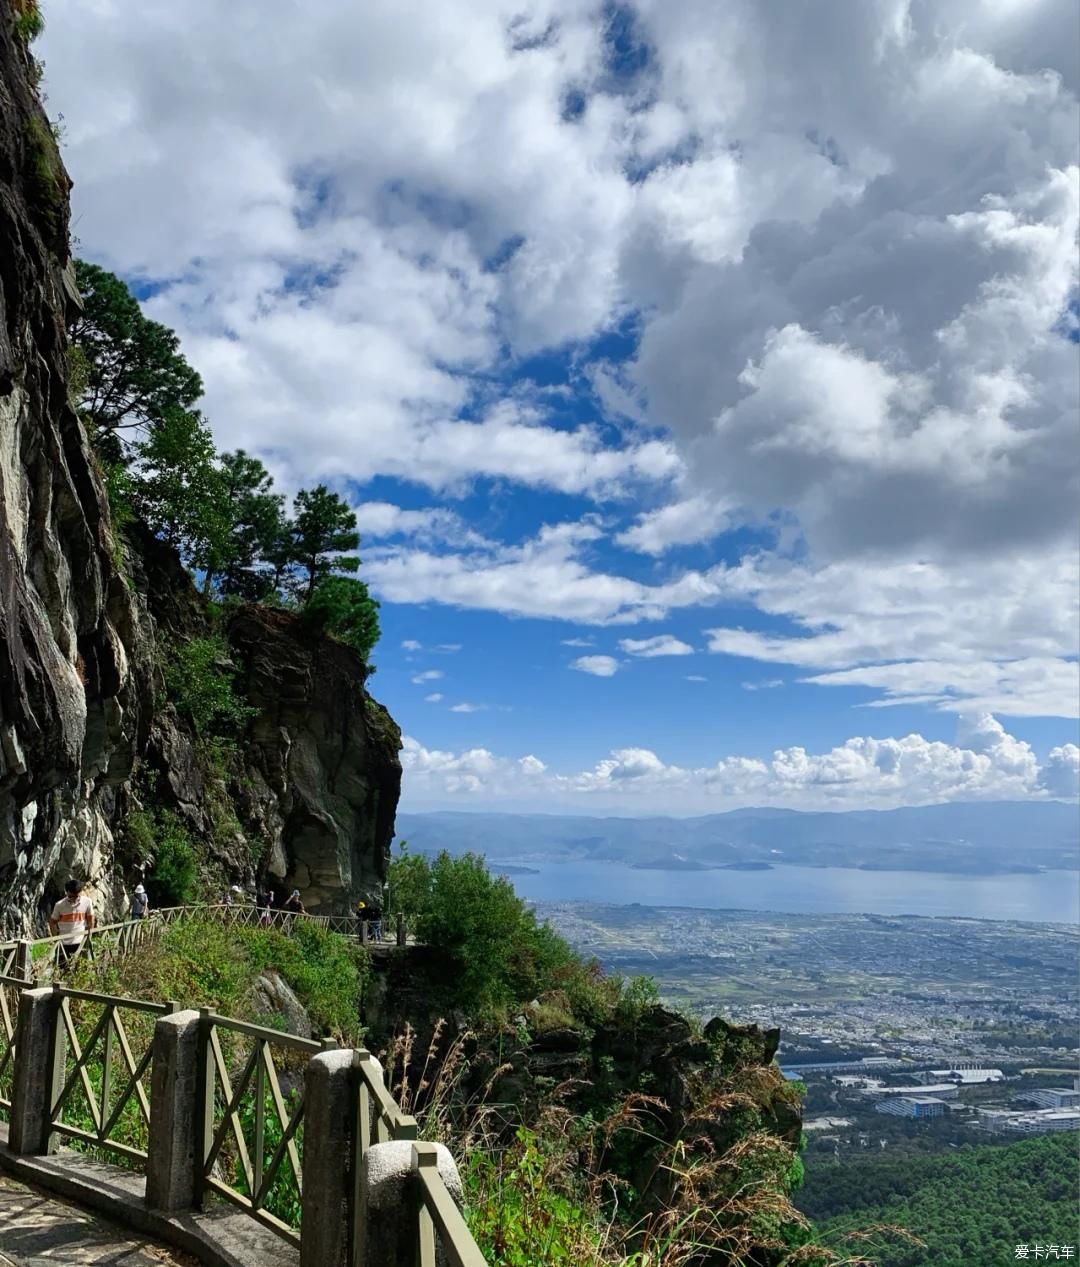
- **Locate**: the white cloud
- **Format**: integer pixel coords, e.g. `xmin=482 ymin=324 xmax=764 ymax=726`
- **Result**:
xmin=616 ymin=496 xmax=732 ymax=556
xmin=41 ymin=0 xmax=1080 ymax=737
xmin=618 ymin=634 xmax=694 ymax=657
xmin=1040 ymin=744 xmax=1080 ymax=799
xmin=423 ymin=693 xmax=444 ymax=703
xmin=685 ymin=674 xmax=708 ymax=682
xmin=410 ymin=670 xmax=444 ymax=684
xmin=400 ymin=714 xmax=1077 ymax=813
xmin=742 ymin=679 xmax=784 ymax=691
xmin=356 ymin=504 xmax=492 ymax=548
xmin=401 ymin=639 xmax=423 ymax=651
xmin=571 ymin=655 xmax=620 ymax=677
xmin=449 ymin=702 xmax=484 ymax=713
xmin=560 ymin=636 xmax=595 ymax=648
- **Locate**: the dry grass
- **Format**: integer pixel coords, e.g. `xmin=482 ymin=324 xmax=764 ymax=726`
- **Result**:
xmin=378 ymin=1020 xmax=898 ymax=1267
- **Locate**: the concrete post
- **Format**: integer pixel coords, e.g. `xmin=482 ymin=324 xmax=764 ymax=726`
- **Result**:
xmin=396 ymin=913 xmax=406 ymax=947
xmin=9 ymin=986 xmax=64 ymax=1155
xmin=358 ymin=1139 xmax=464 ymax=1267
xmin=361 ymin=920 xmax=370 ymax=945
xmin=146 ymin=1009 xmax=201 ymax=1212
xmin=300 ymin=1048 xmax=356 ymax=1267
xmin=15 ymin=939 xmax=32 ymax=981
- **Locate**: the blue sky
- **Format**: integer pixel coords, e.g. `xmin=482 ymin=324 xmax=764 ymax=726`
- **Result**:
xmin=41 ymin=0 xmax=1079 ymax=813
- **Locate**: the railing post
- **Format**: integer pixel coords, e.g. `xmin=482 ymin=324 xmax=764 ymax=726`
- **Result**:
xmin=301 ymin=1048 xmax=357 ymax=1267
xmin=8 ymin=986 xmax=64 ymax=1155
xmin=194 ymin=1007 xmax=213 ymax=1210
xmin=359 ymin=1139 xmax=465 ymax=1267
xmin=360 ymin=920 xmax=370 ymax=946
xmin=146 ymin=1009 xmax=201 ymax=1212
xmin=15 ymin=939 xmax=32 ymax=981
xmin=396 ymin=914 xmax=406 ymax=947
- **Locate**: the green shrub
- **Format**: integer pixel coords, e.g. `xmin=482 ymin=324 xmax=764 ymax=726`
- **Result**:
xmin=23 ymin=114 xmax=65 ymax=242
xmin=303 ymin=574 xmax=380 ymax=662
xmin=143 ymin=809 xmax=199 ymax=906
xmin=13 ymin=1 xmax=45 ymax=43
xmin=387 ymin=843 xmax=633 ymax=1024
xmin=164 ymin=635 xmax=254 ymax=738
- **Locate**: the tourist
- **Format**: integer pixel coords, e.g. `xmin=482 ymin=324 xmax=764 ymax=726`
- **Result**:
xmin=255 ymin=886 xmax=273 ymax=927
xmin=284 ymin=889 xmax=305 ymax=915
xmin=48 ymin=879 xmax=95 ymax=965
xmin=131 ymin=884 xmax=149 ymax=919
xmin=366 ymin=898 xmax=383 ymax=943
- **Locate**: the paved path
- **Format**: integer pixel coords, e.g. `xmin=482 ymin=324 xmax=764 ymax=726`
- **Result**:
xmin=0 ymin=1175 xmax=195 ymax=1266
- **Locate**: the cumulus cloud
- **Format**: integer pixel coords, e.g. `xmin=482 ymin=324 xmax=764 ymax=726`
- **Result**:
xmin=424 ymin=693 xmax=444 ymax=702
xmin=618 ymin=634 xmax=694 ymax=657
xmin=1039 ymin=744 xmax=1080 ymax=799
xmin=401 ymin=714 xmax=1077 ymax=812
xmin=449 ymin=702 xmax=484 ymax=713
xmin=355 ymin=503 xmax=492 ymax=548
xmin=40 ymin=0 xmax=1080 ymax=739
xmin=571 ymin=655 xmax=621 ymax=677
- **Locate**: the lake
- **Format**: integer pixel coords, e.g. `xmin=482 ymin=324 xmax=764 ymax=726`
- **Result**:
xmin=505 ymin=861 xmax=1080 ymax=924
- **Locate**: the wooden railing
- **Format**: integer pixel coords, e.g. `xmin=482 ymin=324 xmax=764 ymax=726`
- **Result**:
xmin=49 ymin=985 xmax=175 ymax=1166
xmin=196 ymin=1010 xmax=332 ymax=1247
xmin=412 ymin=1142 xmax=489 ymax=1267
xmin=0 ymin=908 xmax=487 ymax=1266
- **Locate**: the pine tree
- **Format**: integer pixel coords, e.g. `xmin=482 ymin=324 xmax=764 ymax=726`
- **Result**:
xmin=289 ymin=485 xmax=359 ymax=600
xmin=69 ymin=261 xmax=203 ymax=439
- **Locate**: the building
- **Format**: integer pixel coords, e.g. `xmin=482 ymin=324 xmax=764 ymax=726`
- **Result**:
xmin=1023 ymin=1088 xmax=1080 ymax=1110
xmin=977 ymin=1107 xmax=1080 ymax=1135
xmin=867 ymin=1083 xmax=959 ymax=1100
xmin=874 ymin=1097 xmax=946 ymax=1119
xmin=927 ymin=1066 xmax=1004 ymax=1085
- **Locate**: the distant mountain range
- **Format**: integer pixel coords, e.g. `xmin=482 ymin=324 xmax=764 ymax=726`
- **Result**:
xmin=395 ymin=801 xmax=1079 ymax=875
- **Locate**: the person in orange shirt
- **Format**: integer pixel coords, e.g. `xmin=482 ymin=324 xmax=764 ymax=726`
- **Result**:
xmin=49 ymin=878 xmax=95 ymax=965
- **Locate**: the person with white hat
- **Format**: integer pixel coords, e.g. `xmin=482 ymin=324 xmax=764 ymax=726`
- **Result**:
xmin=131 ymin=884 xmax=149 ymax=919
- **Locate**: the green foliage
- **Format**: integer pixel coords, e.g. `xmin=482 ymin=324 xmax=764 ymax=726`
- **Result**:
xmin=124 ymin=807 xmax=199 ymax=906
xmin=289 ymin=484 xmax=360 ymax=600
xmin=13 ymin=1 xmax=45 ymax=42
xmin=23 ymin=114 xmax=64 ymax=242
xmin=69 ymin=260 xmax=203 ymax=434
xmin=203 ymin=450 xmax=286 ymax=599
xmin=387 ymin=843 xmax=631 ymax=1024
xmin=303 ymin=574 xmax=380 ymax=662
xmin=67 ymin=263 xmax=381 ymax=662
xmin=164 ymin=635 xmax=253 ymax=738
xmin=465 ymin=1128 xmax=602 ymax=1266
xmin=801 ymin=1132 xmax=1078 ymax=1267
xmin=130 ymin=407 xmax=227 ymax=564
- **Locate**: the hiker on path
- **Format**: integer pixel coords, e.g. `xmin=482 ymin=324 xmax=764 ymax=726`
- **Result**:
xmin=48 ymin=879 xmax=95 ymax=965
xmin=284 ymin=889 xmax=305 ymax=915
xmin=131 ymin=884 xmax=149 ymax=919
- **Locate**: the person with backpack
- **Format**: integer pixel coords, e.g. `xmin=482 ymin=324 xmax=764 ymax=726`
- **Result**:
xmin=131 ymin=884 xmax=149 ymax=919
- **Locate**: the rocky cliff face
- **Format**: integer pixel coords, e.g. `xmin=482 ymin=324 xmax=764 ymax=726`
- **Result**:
xmin=0 ymin=14 xmax=400 ymax=933
xmin=0 ymin=15 xmax=152 ymax=930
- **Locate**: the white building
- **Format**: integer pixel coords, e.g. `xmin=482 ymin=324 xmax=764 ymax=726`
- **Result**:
xmin=1024 ymin=1088 xmax=1080 ymax=1109
xmin=875 ymin=1097 xmax=946 ymax=1119
xmin=869 ymin=1084 xmax=959 ymax=1100
xmin=929 ymin=1066 xmax=1004 ymax=1085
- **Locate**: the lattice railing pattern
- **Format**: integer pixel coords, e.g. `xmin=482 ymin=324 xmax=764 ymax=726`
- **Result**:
xmin=50 ymin=987 xmax=175 ymax=1165
xmin=198 ymin=1011 xmax=330 ymax=1246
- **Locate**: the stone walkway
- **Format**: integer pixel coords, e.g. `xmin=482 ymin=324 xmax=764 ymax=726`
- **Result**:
xmin=0 ymin=1175 xmax=196 ymax=1266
